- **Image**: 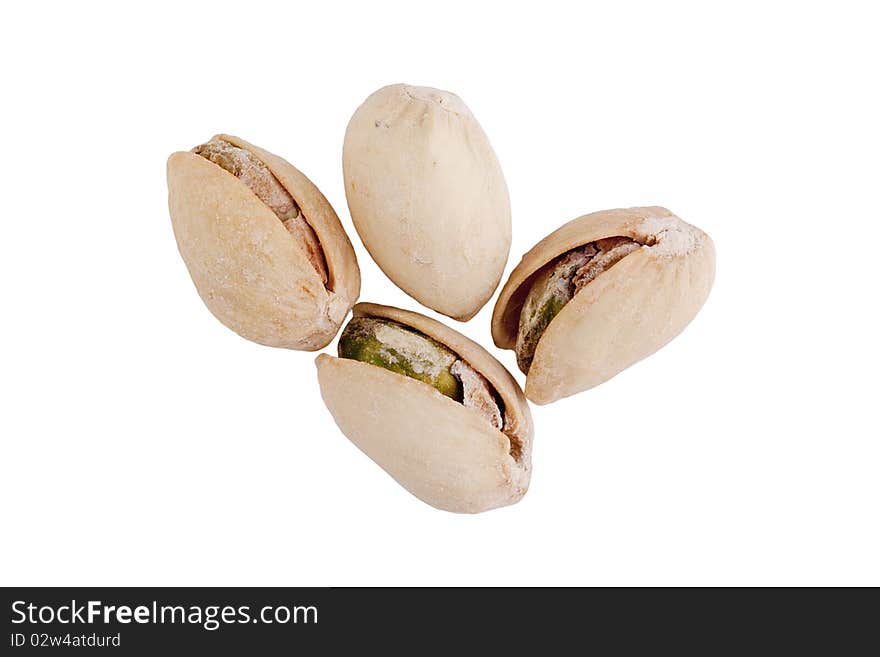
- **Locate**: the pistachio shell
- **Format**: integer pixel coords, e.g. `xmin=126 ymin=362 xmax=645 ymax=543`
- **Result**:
xmin=167 ymin=134 xmax=360 ymax=350
xmin=342 ymin=84 xmax=511 ymax=321
xmin=492 ymin=207 xmax=715 ymax=404
xmin=316 ymin=303 xmax=532 ymax=513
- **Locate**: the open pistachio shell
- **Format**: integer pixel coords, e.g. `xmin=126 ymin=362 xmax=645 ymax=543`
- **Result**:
xmin=167 ymin=134 xmax=360 ymax=350
xmin=342 ymin=84 xmax=511 ymax=321
xmin=316 ymin=303 xmax=533 ymax=513
xmin=492 ymin=207 xmax=715 ymax=404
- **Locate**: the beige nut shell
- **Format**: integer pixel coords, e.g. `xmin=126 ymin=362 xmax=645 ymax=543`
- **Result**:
xmin=492 ymin=207 xmax=715 ymax=404
xmin=342 ymin=84 xmax=511 ymax=321
xmin=316 ymin=303 xmax=532 ymax=513
xmin=167 ymin=134 xmax=360 ymax=350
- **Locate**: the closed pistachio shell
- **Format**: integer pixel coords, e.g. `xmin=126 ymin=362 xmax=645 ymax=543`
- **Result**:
xmin=316 ymin=303 xmax=532 ymax=513
xmin=167 ymin=134 xmax=360 ymax=350
xmin=342 ymin=84 xmax=511 ymax=321
xmin=492 ymin=207 xmax=715 ymax=404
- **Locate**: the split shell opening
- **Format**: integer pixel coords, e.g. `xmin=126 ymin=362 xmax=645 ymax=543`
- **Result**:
xmin=316 ymin=302 xmax=533 ymax=514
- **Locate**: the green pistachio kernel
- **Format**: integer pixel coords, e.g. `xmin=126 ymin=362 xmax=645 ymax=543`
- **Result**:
xmin=338 ymin=317 xmax=463 ymax=401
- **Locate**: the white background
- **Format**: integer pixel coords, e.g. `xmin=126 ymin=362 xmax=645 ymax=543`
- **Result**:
xmin=1 ymin=1 xmax=877 ymax=586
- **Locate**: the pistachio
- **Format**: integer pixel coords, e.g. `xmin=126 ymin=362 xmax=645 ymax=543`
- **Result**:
xmin=316 ymin=303 xmax=532 ymax=513
xmin=167 ymin=134 xmax=360 ymax=350
xmin=492 ymin=207 xmax=715 ymax=404
xmin=342 ymin=84 xmax=511 ymax=321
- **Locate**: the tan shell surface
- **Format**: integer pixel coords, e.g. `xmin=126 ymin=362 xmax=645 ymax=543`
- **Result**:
xmin=492 ymin=207 xmax=715 ymax=404
xmin=167 ymin=135 xmax=360 ymax=350
xmin=316 ymin=303 xmax=532 ymax=513
xmin=342 ymin=84 xmax=511 ymax=321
